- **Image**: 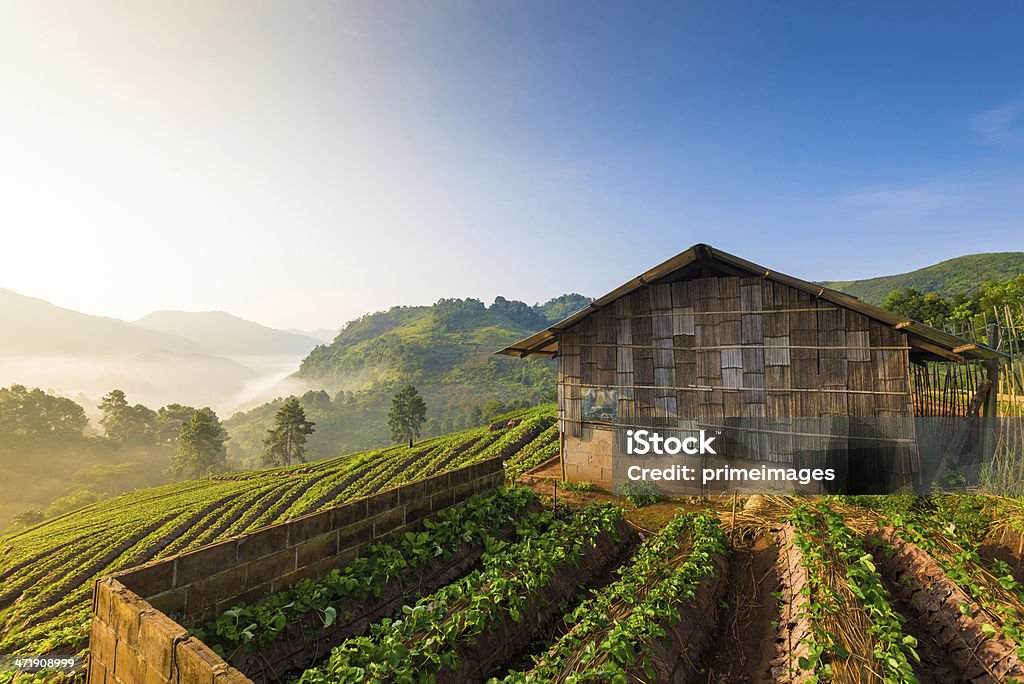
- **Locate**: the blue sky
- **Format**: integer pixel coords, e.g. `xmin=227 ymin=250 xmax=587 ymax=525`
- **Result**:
xmin=1 ymin=1 xmax=1023 ymax=328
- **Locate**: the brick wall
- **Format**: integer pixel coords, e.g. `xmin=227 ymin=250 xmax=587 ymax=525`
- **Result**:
xmin=87 ymin=458 xmax=505 ymax=684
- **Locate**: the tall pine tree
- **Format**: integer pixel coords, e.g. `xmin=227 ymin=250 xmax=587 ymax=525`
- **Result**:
xmin=263 ymin=397 xmax=316 ymax=466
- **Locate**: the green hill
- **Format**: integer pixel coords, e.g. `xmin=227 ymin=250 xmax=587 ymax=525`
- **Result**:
xmin=224 ymin=295 xmax=589 ymax=464
xmin=0 ymin=407 xmax=558 ymax=675
xmin=821 ymin=252 xmax=1024 ymax=305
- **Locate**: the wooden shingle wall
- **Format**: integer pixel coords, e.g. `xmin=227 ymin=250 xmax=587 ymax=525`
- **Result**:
xmin=557 ymin=276 xmax=918 ymax=489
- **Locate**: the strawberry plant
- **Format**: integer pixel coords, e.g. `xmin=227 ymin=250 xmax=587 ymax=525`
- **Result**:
xmin=786 ymin=503 xmax=920 ymax=683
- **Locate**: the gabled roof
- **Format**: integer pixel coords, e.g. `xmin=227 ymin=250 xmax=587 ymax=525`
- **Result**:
xmin=497 ymin=243 xmax=1005 ymax=362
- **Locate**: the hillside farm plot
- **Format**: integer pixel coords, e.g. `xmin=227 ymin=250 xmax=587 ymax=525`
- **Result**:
xmin=10 ymin=402 xmax=1024 ymax=682
xmin=294 ymin=503 xmax=633 ymax=684
xmin=0 ymin=407 xmax=557 ymax=683
xmin=186 ymin=505 xmax=727 ymax=683
xmin=731 ymin=495 xmax=1024 ymax=683
xmin=192 ymin=487 xmax=546 ymax=678
xmin=190 ymin=495 xmax=1024 ymax=684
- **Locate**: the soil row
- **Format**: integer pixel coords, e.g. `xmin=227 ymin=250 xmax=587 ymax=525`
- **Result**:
xmin=869 ymin=526 xmax=1024 ymax=683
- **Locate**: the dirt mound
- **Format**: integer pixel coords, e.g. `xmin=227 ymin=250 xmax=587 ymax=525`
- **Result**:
xmin=870 ymin=527 xmax=1024 ymax=683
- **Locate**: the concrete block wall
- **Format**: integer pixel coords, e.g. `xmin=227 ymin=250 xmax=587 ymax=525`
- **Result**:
xmin=563 ymin=424 xmax=614 ymax=487
xmin=87 ymin=457 xmax=505 ymax=684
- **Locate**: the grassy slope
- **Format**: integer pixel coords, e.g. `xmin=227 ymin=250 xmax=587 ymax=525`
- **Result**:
xmin=821 ymin=252 xmax=1024 ymax=305
xmin=0 ymin=405 xmax=558 ymax=681
xmin=294 ymin=297 xmax=580 ymax=393
xmin=226 ymin=296 xmax=588 ymax=463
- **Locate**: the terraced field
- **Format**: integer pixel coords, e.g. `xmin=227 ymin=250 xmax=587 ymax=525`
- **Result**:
xmin=9 ymin=403 xmax=1024 ymax=683
xmin=0 ymin=406 xmax=558 ymax=683
xmin=193 ymin=490 xmax=1024 ymax=684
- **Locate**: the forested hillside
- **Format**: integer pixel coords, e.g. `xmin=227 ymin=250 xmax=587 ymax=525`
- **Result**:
xmin=224 ymin=295 xmax=588 ymax=464
xmin=822 ymin=252 xmax=1024 ymax=305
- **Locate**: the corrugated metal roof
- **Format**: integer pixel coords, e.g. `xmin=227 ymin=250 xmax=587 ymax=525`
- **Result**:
xmin=497 ymin=243 xmax=1005 ymax=362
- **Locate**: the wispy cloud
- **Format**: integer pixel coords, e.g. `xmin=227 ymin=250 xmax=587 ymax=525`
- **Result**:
xmin=828 ymin=175 xmax=1024 ymax=244
xmin=972 ymin=100 xmax=1024 ymax=147
xmin=836 ymin=185 xmax=960 ymax=220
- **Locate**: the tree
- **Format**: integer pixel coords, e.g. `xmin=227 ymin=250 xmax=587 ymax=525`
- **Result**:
xmin=262 ymin=397 xmax=316 ymax=467
xmin=98 ymin=389 xmax=130 ymax=441
xmin=12 ymin=509 xmax=45 ymax=527
xmin=490 ymin=296 xmax=545 ymax=329
xmin=0 ymin=385 xmax=87 ymax=444
xmin=301 ymin=389 xmax=332 ymax=411
xmin=483 ymin=399 xmax=506 ymax=423
xmin=155 ymin=404 xmax=197 ymax=446
xmin=99 ymin=389 xmax=156 ymax=444
xmin=880 ymin=288 xmax=951 ymax=328
xmin=168 ymin=408 xmax=228 ymax=479
xmin=388 ymin=385 xmax=427 ymax=447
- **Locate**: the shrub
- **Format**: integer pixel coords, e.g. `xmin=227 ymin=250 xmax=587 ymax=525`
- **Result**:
xmin=12 ymin=509 xmax=45 ymax=526
xmin=46 ymin=490 xmax=103 ymax=518
xmin=617 ymin=480 xmax=662 ymax=507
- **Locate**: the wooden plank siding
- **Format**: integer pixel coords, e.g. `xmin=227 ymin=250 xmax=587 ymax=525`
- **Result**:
xmin=557 ymin=276 xmax=919 ymax=490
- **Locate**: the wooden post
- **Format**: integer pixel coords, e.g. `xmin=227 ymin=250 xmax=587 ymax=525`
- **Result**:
xmin=983 ymin=323 xmax=1002 ymax=460
xmin=730 ymin=493 xmax=737 ymax=546
xmin=559 ymin=426 xmax=567 ymax=483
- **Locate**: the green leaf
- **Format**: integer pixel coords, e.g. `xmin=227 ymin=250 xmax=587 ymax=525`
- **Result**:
xmin=858 ymin=553 xmax=876 ymax=572
xmin=643 ymin=658 xmax=656 ymax=679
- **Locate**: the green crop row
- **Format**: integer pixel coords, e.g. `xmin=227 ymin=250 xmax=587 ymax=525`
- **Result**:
xmin=500 ymin=510 xmax=726 ymax=683
xmin=879 ymin=506 xmax=1024 ymax=659
xmin=192 ymin=487 xmax=539 ymax=656
xmin=787 ymin=503 xmax=919 ymax=684
xmin=296 ymin=503 xmax=625 ymax=684
xmin=504 ymin=423 xmax=559 ymax=481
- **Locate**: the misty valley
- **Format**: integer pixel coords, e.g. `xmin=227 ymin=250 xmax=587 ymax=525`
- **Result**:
xmin=0 ymin=293 xmax=588 ymax=529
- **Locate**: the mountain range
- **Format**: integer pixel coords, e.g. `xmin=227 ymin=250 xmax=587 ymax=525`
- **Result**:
xmin=0 ymin=288 xmax=202 ymax=356
xmin=0 ymin=288 xmax=325 ymax=413
xmin=134 ymin=310 xmax=323 ymax=356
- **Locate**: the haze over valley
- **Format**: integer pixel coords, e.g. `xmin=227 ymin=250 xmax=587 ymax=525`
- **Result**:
xmin=0 ymin=287 xmax=329 ymax=415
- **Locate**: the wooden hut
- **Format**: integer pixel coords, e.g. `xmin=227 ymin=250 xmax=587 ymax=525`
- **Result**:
xmin=498 ymin=244 xmax=1004 ymax=494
